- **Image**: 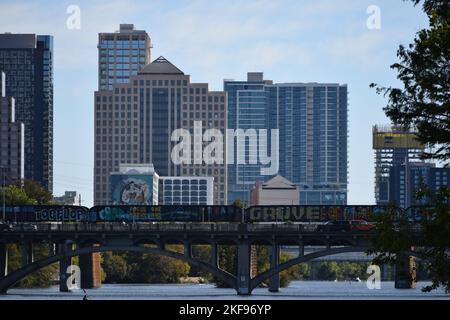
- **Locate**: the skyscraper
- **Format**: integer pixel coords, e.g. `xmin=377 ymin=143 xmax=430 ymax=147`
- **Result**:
xmin=372 ymin=125 xmax=425 ymax=205
xmin=388 ymin=162 xmax=450 ymax=208
xmin=225 ymin=73 xmax=348 ymax=205
xmin=0 ymin=71 xmax=24 ymax=184
xmin=98 ymin=24 xmax=152 ymax=91
xmin=0 ymin=33 xmax=53 ymax=192
xmin=94 ymin=55 xmax=227 ymax=205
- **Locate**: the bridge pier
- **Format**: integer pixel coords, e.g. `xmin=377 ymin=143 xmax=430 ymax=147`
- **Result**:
xmin=58 ymin=242 xmax=73 ymax=292
xmin=184 ymin=242 xmax=192 ymax=258
xmin=237 ymin=242 xmax=251 ymax=295
xmin=382 ymin=264 xmax=389 ymax=281
xmin=79 ymin=243 xmax=102 ymax=289
xmin=21 ymin=242 xmax=33 ymax=267
xmin=0 ymin=243 xmax=7 ymax=278
xmin=48 ymin=242 xmax=55 ymax=257
xmin=394 ymin=253 xmax=417 ymax=289
xmin=299 ymin=243 xmax=304 ymax=257
xmin=269 ymin=244 xmax=280 ymax=292
xmin=211 ymin=243 xmax=218 ymax=267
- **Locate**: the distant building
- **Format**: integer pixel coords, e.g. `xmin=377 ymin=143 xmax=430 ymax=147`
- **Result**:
xmin=250 ymin=175 xmax=300 ymax=205
xmin=0 ymin=71 xmax=24 ymax=184
xmin=225 ymin=73 xmax=348 ymax=205
xmin=98 ymin=24 xmax=152 ymax=90
xmin=373 ymin=125 xmax=425 ymax=205
xmin=389 ymin=162 xmax=450 ymax=208
xmin=54 ymin=191 xmax=78 ymax=205
xmin=94 ymin=50 xmax=227 ymax=205
xmin=110 ymin=163 xmax=159 ymax=205
xmin=0 ymin=33 xmax=53 ymax=192
xmin=160 ymin=176 xmax=214 ymax=205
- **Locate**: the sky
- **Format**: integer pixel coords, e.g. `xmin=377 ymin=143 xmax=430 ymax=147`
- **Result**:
xmin=0 ymin=0 xmax=429 ymax=207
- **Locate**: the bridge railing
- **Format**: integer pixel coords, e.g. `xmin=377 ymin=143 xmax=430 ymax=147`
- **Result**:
xmin=2 ymin=222 xmax=421 ymax=234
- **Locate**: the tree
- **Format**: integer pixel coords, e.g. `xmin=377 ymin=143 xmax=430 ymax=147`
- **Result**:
xmin=102 ymin=252 xmax=129 ymax=283
xmin=371 ymin=0 xmax=450 ymax=163
xmin=2 ymin=185 xmax=35 ymax=206
xmin=317 ymin=262 xmax=340 ymax=281
xmin=368 ymin=186 xmax=450 ymax=293
xmin=369 ymin=0 xmax=450 ymax=293
xmin=1 ymin=180 xmax=57 ymax=288
xmin=21 ymin=180 xmax=54 ymax=205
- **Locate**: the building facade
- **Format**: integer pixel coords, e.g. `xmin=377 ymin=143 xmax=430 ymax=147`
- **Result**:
xmin=98 ymin=24 xmax=152 ymax=91
xmin=95 ymin=53 xmax=227 ymax=205
xmin=250 ymin=175 xmax=299 ymax=206
xmin=160 ymin=176 xmax=214 ymax=205
xmin=0 ymin=71 xmax=24 ymax=184
xmin=389 ymin=162 xmax=450 ymax=208
xmin=53 ymin=191 xmax=78 ymax=205
xmin=225 ymin=73 xmax=348 ymax=205
xmin=0 ymin=33 xmax=53 ymax=192
xmin=110 ymin=164 xmax=159 ymax=205
xmin=373 ymin=125 xmax=425 ymax=205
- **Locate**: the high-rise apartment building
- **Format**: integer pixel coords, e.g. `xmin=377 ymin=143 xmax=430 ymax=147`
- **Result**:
xmin=0 ymin=71 xmax=24 ymax=184
xmin=225 ymin=73 xmax=348 ymax=205
xmin=98 ymin=24 xmax=152 ymax=90
xmin=0 ymin=33 xmax=53 ymax=192
xmin=94 ymin=55 xmax=227 ymax=205
xmin=373 ymin=125 xmax=425 ymax=205
xmin=389 ymin=162 xmax=449 ymax=208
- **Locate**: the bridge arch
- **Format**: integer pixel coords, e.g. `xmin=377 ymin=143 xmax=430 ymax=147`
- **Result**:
xmin=0 ymin=245 xmax=236 ymax=294
xmin=250 ymin=246 xmax=367 ymax=291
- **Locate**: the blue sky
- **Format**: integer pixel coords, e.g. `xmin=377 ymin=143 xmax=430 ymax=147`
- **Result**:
xmin=0 ymin=0 xmax=429 ymax=207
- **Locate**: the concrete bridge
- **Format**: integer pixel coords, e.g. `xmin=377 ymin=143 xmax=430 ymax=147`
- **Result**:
xmin=0 ymin=223 xmax=417 ymax=295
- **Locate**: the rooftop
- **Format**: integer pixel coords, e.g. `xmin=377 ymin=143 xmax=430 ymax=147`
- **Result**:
xmin=139 ymin=56 xmax=184 ymax=75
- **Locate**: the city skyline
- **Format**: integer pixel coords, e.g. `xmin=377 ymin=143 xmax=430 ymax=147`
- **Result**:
xmin=0 ymin=0 xmax=429 ymax=206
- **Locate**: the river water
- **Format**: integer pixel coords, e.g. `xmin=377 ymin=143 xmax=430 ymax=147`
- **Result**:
xmin=0 ymin=281 xmax=449 ymax=300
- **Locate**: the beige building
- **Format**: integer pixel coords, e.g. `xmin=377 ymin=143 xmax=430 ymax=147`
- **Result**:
xmin=250 ymin=175 xmax=300 ymax=205
xmin=94 ymin=56 xmax=227 ymax=205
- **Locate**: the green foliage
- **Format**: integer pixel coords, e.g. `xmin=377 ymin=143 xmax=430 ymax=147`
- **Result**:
xmin=3 ymin=180 xmax=57 ymax=288
xmin=317 ymin=261 xmax=340 ymax=281
xmin=214 ymin=245 xmax=237 ymax=288
xmin=189 ymin=245 xmax=214 ymax=280
xmin=1 ymin=179 xmax=54 ymax=207
xmin=232 ymin=198 xmax=246 ymax=209
xmin=368 ymin=186 xmax=450 ymax=293
xmin=371 ymin=0 xmax=450 ymax=163
xmin=7 ymin=243 xmax=58 ymax=288
xmin=2 ymin=185 xmax=36 ymax=206
xmin=315 ymin=261 xmax=369 ymax=281
xmin=101 ymin=251 xmax=190 ymax=284
xmin=102 ymin=252 xmax=128 ymax=283
xmin=21 ymin=180 xmax=54 ymax=205
xmin=367 ymin=205 xmax=414 ymax=266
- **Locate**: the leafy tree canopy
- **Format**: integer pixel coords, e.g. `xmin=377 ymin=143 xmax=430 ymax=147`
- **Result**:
xmin=371 ymin=0 xmax=450 ymax=163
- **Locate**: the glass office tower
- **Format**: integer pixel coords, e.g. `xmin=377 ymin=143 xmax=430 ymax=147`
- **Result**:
xmin=98 ymin=24 xmax=152 ymax=91
xmin=0 ymin=33 xmax=53 ymax=192
xmin=225 ymin=73 xmax=348 ymax=205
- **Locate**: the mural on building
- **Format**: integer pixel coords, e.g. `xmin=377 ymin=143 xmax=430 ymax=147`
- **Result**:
xmin=111 ymin=175 xmax=153 ymax=205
